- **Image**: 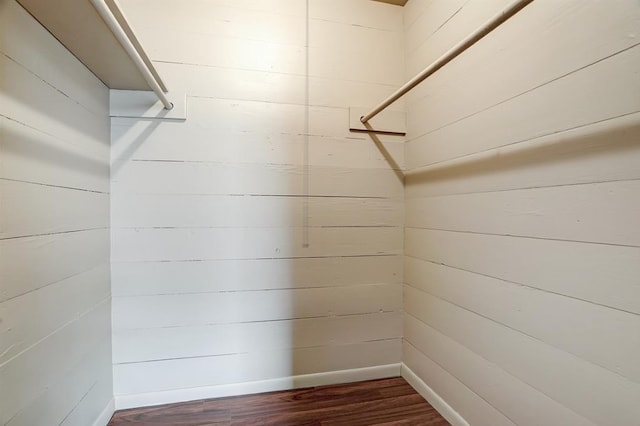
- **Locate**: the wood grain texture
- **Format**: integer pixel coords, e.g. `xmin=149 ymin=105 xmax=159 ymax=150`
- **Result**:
xmin=107 ymin=377 xmax=449 ymax=426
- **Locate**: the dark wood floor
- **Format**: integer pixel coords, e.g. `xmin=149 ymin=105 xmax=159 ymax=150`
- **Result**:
xmin=108 ymin=377 xmax=450 ymax=425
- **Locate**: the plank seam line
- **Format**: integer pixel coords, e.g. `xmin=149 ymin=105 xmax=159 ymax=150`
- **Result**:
xmin=113 ymin=338 xmax=402 ymax=366
xmin=404 ymin=292 xmax=640 ymax=399
xmin=1 ymin=227 xmax=109 ymax=241
xmin=406 ymin=0 xmax=472 ymax=56
xmin=111 ymin=254 xmax=401 ymax=263
xmin=405 ymin=40 xmax=640 ymax=144
xmin=405 ymin=226 xmax=640 ymax=249
xmin=113 ymin=312 xmax=399 ymax=331
xmin=112 ymin=193 xmax=393 ymax=200
xmin=404 ymin=255 xmax=639 ymax=317
xmin=406 ymin=109 xmax=640 ymax=173
xmin=405 ymin=177 xmax=640 ymax=199
xmin=112 ymin=226 xmax=401 ymax=230
xmin=0 ymin=177 xmax=108 ymax=194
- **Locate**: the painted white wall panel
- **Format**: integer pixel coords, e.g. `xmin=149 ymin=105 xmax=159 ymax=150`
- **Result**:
xmin=405 ymin=0 xmax=640 ymax=124
xmin=405 ymin=256 xmax=640 ymax=384
xmin=406 ymin=180 xmax=640 ymax=247
xmin=0 ymin=1 xmax=112 ymax=424
xmin=404 ymin=313 xmax=596 ymax=426
xmin=113 ymin=283 xmax=400 ymax=329
xmin=405 ymin=287 xmax=640 ymax=426
xmin=403 ymin=343 xmax=516 ymax=426
xmin=403 ymin=0 xmax=640 ymax=424
xmin=406 ymin=45 xmax=640 ymax=170
xmin=112 ymin=227 xmax=401 ymax=262
xmin=0 ymin=1 xmax=107 ymax=116
xmin=112 ymin=0 xmax=405 ymax=403
xmin=111 ymin=255 xmax=402 ymax=296
xmin=114 ymin=339 xmax=401 ymax=396
xmin=405 ymin=113 xmax=640 ymax=198
xmin=1 ymin=229 xmax=109 ymax=302
xmin=406 ymin=227 xmax=640 ymax=319
xmin=113 ymin=312 xmax=402 ymax=364
xmin=0 ymin=180 xmax=109 ymax=239
xmin=1 ymin=264 xmax=110 ymax=364
xmin=112 ymin=194 xmax=402 ymax=228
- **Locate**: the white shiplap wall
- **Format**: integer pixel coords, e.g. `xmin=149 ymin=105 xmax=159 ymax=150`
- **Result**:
xmin=0 ymin=1 xmax=113 ymax=425
xmin=402 ymin=1 xmax=640 ymax=425
xmin=111 ymin=0 xmax=405 ymax=407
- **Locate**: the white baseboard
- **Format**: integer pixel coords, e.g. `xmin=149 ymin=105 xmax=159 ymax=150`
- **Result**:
xmin=401 ymin=363 xmax=470 ymax=426
xmin=115 ymin=363 xmax=401 ymax=410
xmin=93 ymin=398 xmax=115 ymax=426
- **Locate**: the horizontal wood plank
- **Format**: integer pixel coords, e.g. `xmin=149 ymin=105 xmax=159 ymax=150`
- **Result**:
xmin=405 ymin=112 xmax=640 ymax=198
xmin=0 ymin=263 xmax=110 ymax=365
xmin=405 ymin=0 xmax=640 ymax=135
xmin=404 ymin=343 xmax=516 ymax=426
xmin=6 ymin=340 xmax=112 ymax=426
xmin=404 ymin=314 xmax=595 ymax=426
xmin=113 ymin=340 xmax=402 ymax=396
xmin=0 ymin=0 xmax=108 ymax=116
xmin=0 ymin=55 xmax=108 ymax=149
xmin=1 ymin=229 xmax=110 ymax=302
xmin=112 ymin=226 xmax=401 ymax=262
xmin=405 ymin=256 xmax=640 ymax=384
xmin=112 ymin=194 xmax=402 ymax=229
xmin=0 ymin=180 xmax=109 ymax=239
xmin=406 ymin=180 xmax=640 ymax=247
xmin=151 ymin=62 xmax=402 ymax=110
xmin=113 ymin=312 xmax=402 ymax=364
xmin=111 ymin=255 xmax=402 ymax=296
xmin=1 ymin=116 xmax=109 ymax=192
xmin=112 ymin=283 xmax=401 ymax=329
xmin=404 ymin=286 xmax=640 ymax=426
xmin=405 ymin=228 xmax=640 ymax=314
xmin=407 ymin=43 xmax=640 ymax=169
xmin=0 ymin=300 xmax=111 ymax=425
xmin=112 ymin=161 xmax=403 ymax=198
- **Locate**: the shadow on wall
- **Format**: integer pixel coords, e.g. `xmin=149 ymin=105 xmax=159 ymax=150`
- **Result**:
xmin=1 ymin=64 xmax=109 ymax=147
xmin=2 ymin=120 xmax=109 ymax=178
xmin=110 ymin=119 xmax=162 ymax=175
xmin=360 ymin=122 xmax=405 ymax=184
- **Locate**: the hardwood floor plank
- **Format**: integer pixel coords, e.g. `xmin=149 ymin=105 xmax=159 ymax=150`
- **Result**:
xmin=108 ymin=378 xmax=450 ymax=425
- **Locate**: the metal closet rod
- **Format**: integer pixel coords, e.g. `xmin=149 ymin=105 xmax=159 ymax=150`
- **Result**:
xmin=90 ymin=0 xmax=173 ymax=110
xmin=360 ymin=0 xmax=534 ymax=124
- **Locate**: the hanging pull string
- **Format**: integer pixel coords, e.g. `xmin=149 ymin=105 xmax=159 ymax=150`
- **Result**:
xmin=302 ymin=0 xmax=310 ymax=248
